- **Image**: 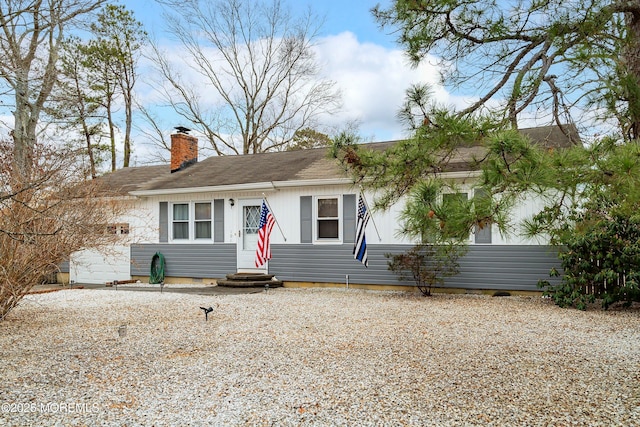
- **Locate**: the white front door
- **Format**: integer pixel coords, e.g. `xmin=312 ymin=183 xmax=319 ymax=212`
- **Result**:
xmin=237 ymin=199 xmax=264 ymax=272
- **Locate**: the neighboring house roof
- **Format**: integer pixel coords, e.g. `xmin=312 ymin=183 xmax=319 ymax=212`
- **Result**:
xmin=519 ymin=124 xmax=579 ymax=149
xmin=98 ymin=124 xmax=579 ymax=196
xmin=98 ymin=164 xmax=169 ymax=196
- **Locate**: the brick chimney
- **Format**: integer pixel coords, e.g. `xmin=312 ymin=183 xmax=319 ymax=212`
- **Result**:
xmin=170 ymin=131 xmax=198 ymax=173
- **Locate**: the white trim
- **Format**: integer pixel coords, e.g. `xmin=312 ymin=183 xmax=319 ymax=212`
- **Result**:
xmin=130 ymin=178 xmax=353 ymax=197
xmin=439 ymin=170 xmax=482 ymax=179
xmin=272 ymin=178 xmax=353 ymax=188
xmin=236 ymin=198 xmax=264 ymax=271
xmin=129 ymin=172 xmax=479 ymax=197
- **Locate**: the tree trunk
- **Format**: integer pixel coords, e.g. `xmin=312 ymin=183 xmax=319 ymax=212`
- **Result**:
xmin=123 ymin=90 xmax=132 ymax=168
xmin=12 ymin=73 xmax=38 ymax=177
xmin=107 ymin=103 xmax=116 ymax=172
xmin=82 ymin=121 xmax=97 ymax=179
xmin=624 ymin=8 xmax=640 ymax=141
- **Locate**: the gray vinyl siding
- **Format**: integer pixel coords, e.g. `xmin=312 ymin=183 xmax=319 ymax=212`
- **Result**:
xmin=213 ymin=199 xmax=224 ymax=242
xmin=269 ymin=244 xmax=394 ymax=285
xmin=159 ymin=202 xmax=168 ymax=243
xmin=447 ymin=246 xmax=560 ymax=290
xmin=58 ymin=260 xmax=70 ymax=273
xmin=342 ymin=194 xmax=356 ymax=244
xmin=129 ymin=243 xmax=561 ymax=292
xmin=268 ymin=244 xmax=561 ymax=292
xmin=130 ymin=244 xmax=236 ymax=278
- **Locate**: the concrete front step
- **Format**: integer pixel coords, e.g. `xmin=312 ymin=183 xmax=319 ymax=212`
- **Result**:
xmin=217 ymin=279 xmax=283 ymax=288
xmin=226 ymin=273 xmax=275 ymax=281
xmin=218 ymin=273 xmax=283 ymax=288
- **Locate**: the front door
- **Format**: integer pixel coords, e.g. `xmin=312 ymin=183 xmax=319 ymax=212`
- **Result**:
xmin=237 ymin=199 xmax=263 ymax=272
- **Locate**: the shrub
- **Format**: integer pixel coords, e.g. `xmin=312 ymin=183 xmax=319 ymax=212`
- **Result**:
xmin=386 ymin=243 xmax=464 ymax=296
xmin=538 ymin=212 xmax=640 ymax=310
xmin=0 ymin=141 xmax=125 ymax=320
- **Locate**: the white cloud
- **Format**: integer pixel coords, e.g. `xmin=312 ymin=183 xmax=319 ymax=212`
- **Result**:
xmin=132 ymin=30 xmax=466 ymax=162
xmin=314 ymin=31 xmax=452 ymax=141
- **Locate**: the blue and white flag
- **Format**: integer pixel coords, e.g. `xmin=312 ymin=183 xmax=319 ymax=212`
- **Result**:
xmin=353 ymin=194 xmax=371 ymax=267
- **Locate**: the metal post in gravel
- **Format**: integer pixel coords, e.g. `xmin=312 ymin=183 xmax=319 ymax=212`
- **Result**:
xmin=114 ymin=280 xmax=118 ymax=291
xmin=160 ymin=281 xmax=164 ymax=294
xmin=200 ymin=306 xmax=213 ymax=321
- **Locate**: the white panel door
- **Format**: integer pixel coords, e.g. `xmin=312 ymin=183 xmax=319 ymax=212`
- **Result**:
xmin=236 ymin=199 xmax=264 ymax=272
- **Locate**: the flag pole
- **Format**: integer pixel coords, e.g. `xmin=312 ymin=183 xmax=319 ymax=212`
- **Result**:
xmin=262 ymin=193 xmax=287 ymax=241
xmin=359 ymin=188 xmax=382 ymax=242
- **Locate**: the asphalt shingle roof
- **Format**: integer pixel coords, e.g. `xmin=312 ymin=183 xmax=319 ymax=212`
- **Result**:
xmin=98 ymin=125 xmax=579 ymax=195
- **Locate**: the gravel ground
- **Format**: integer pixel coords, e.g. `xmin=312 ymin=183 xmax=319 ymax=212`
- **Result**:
xmin=0 ymin=288 xmax=639 ymax=426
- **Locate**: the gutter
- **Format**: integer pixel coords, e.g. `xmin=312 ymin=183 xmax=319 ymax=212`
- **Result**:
xmin=129 ymin=178 xmax=354 ymax=197
xmin=128 ymin=171 xmax=481 ymax=198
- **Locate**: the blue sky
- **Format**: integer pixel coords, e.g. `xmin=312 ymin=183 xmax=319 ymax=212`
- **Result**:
xmin=127 ymin=0 xmax=395 ymax=46
xmin=0 ymin=1 xmax=575 ymax=167
xmin=311 ymin=0 xmax=395 ymax=46
xmin=116 ymin=0 xmax=457 ymax=164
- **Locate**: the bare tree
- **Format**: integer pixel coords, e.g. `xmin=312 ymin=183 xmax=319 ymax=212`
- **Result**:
xmin=149 ymin=0 xmax=341 ymax=155
xmin=0 ymin=138 xmax=126 ymax=320
xmin=0 ymin=0 xmax=107 ymax=176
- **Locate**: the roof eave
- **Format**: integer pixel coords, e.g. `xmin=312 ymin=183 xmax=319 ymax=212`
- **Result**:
xmin=439 ymin=170 xmax=482 ymax=179
xmin=129 ymin=178 xmax=355 ymax=197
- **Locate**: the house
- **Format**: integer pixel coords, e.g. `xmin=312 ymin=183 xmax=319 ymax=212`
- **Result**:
xmin=66 ymin=126 xmax=576 ymax=293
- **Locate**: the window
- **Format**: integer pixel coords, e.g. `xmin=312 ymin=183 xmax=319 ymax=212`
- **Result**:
xmin=194 ymin=202 xmax=212 ymax=239
xmin=171 ymin=202 xmax=213 ymax=241
xmin=172 ymin=203 xmax=189 ymax=240
xmin=441 ymin=192 xmax=469 ymax=240
xmin=442 ymin=192 xmax=468 ymax=206
xmin=107 ymin=223 xmax=130 ymax=235
xmin=316 ymin=197 xmax=339 ymax=240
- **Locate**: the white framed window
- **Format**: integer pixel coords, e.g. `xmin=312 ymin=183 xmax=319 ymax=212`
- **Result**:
xmin=107 ymin=223 xmax=130 ymax=235
xmin=439 ymin=190 xmax=492 ymax=243
xmin=171 ymin=202 xmax=213 ymax=241
xmin=194 ymin=202 xmax=212 ymax=239
xmin=172 ymin=203 xmax=189 ymax=240
xmin=441 ymin=192 xmax=469 ymax=241
xmin=315 ymin=196 xmax=341 ymax=241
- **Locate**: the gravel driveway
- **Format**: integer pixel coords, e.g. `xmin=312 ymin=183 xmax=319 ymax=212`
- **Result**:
xmin=1 ymin=288 xmax=639 ymax=426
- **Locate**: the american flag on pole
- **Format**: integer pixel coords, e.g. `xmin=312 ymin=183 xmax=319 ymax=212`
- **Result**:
xmin=353 ymin=194 xmax=371 ymax=267
xmin=255 ymin=200 xmax=275 ymax=268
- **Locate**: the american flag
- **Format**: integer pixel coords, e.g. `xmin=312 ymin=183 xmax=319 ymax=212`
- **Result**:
xmin=255 ymin=200 xmax=275 ymax=268
xmin=353 ymin=194 xmax=371 ymax=267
